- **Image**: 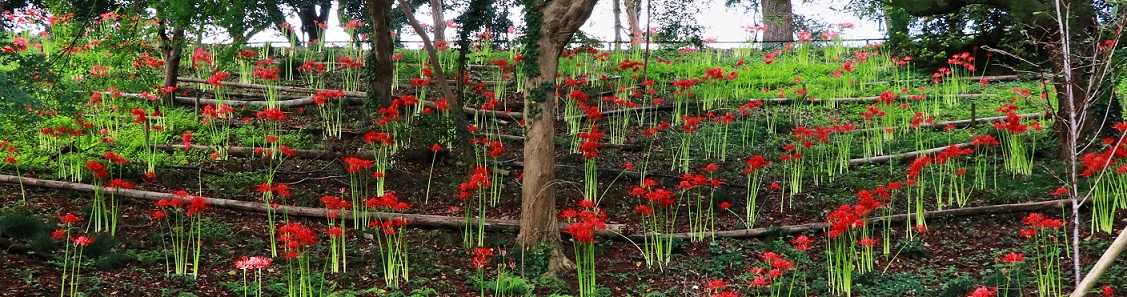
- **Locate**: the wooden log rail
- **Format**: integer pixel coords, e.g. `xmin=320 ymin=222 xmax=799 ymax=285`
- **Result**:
xmin=0 ymin=173 xmax=1067 ymax=240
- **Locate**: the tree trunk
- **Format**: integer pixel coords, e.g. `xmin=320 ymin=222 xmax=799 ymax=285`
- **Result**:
xmin=624 ymin=0 xmax=642 ymax=48
xmin=366 ymin=0 xmax=395 ymax=107
xmin=298 ymin=5 xmax=320 ymax=43
xmin=396 ymin=0 xmax=473 ymax=164
xmin=762 ymin=0 xmax=793 ymax=44
xmin=430 ymin=0 xmax=446 ymax=43
xmin=612 ymin=0 xmax=622 ymax=50
xmin=518 ymin=0 xmax=599 ymax=276
xmin=161 ymin=28 xmax=185 ymax=90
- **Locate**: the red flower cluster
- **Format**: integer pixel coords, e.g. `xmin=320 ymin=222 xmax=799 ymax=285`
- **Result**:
xmin=298 ymin=60 xmax=326 ymax=74
xmin=363 ymin=130 xmax=394 ymax=146
xmin=255 ymin=107 xmax=286 ymax=122
xmin=1019 ymin=213 xmax=1063 ymax=238
xmin=368 ymin=217 xmax=409 ymax=235
xmin=456 ymin=166 xmax=492 ymax=200
xmin=470 ymin=247 xmax=494 ymax=269
xmin=966 ymin=286 xmax=996 ymax=297
xmin=255 ymin=182 xmax=291 ymax=199
xmin=312 ymin=89 xmax=346 ymax=106
xmin=86 ymin=160 xmax=109 ymax=180
xmin=577 ymin=126 xmax=605 ymax=159
xmin=560 ymin=201 xmax=607 ymax=244
xmin=341 ymin=156 xmax=374 ymax=174
xmin=629 ymin=178 xmax=676 ymax=211
xmin=365 ymin=192 xmax=410 ymax=211
xmin=207 ymin=70 xmax=231 ymax=87
xmin=947 ymin=52 xmax=976 ymax=72
xmin=743 ymin=155 xmax=770 ymax=175
xmin=278 ymin=222 xmax=318 ymax=259
xmin=253 ymin=60 xmax=280 ymax=81
xmin=747 ymin=251 xmax=795 ymax=288
xmin=999 ymin=251 xmax=1025 ymax=264
xmin=337 ymin=56 xmax=364 ymax=69
xmin=677 ymin=171 xmax=720 ymax=191
xmin=154 ymin=190 xmax=208 ymax=217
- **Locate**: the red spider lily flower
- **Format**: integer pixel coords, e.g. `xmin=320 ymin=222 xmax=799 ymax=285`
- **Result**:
xmin=191 ymin=47 xmax=213 ymax=68
xmin=208 ymin=70 xmax=231 ymax=87
xmin=718 ymin=201 xmax=732 ymax=210
xmin=427 ymin=143 xmax=443 ymax=153
xmin=967 ymin=286 xmax=997 ymax=297
xmin=704 ymin=279 xmax=728 ymax=290
xmin=623 ymin=162 xmax=636 ymax=171
xmin=791 ymin=235 xmax=813 ymax=251
xmin=255 ymin=107 xmax=286 ymax=122
xmin=768 ymin=181 xmax=782 ymax=191
xmin=86 ymin=160 xmax=108 ymax=180
xmin=272 ymin=183 xmax=291 ymax=198
xmin=59 ymin=213 xmax=81 ymax=225
xmin=253 ymin=65 xmax=280 ymax=81
xmin=363 ymin=131 xmax=394 ymax=146
xmin=342 ymin=156 xmax=374 ymax=174
xmin=703 ymin=163 xmax=720 ymax=173
xmin=578 ymin=198 xmax=596 ymax=209
xmin=185 ymin=196 xmax=208 ymax=216
xmin=971 ymin=135 xmax=1000 ymax=146
xmin=149 ymin=209 xmax=167 ymax=221
xmin=129 ymin=108 xmax=148 ymax=124
xmin=298 ymin=60 xmax=326 ymax=74
xmin=471 ymin=247 xmax=494 ymax=269
xmin=107 ymin=178 xmax=135 ymax=189
xmin=277 ymin=222 xmax=319 ymax=259
xmin=750 ymin=275 xmax=772 ymax=288
xmin=181 ymin=131 xmax=193 ymax=151
xmin=878 ymin=90 xmax=897 ymax=104
xmin=743 ymin=155 xmax=770 ymax=174
xmin=1051 ymin=186 xmax=1069 ymax=197
xmin=1103 ymin=285 xmax=1114 ymax=297
xmin=1022 ymin=213 xmax=1063 ymax=230
xmin=858 ymin=236 xmax=878 ymax=247
xmin=325 ymin=226 xmax=344 ymax=238
xmin=51 ymin=229 xmax=67 ymax=241
xmin=73 ymin=235 xmax=94 ymax=247
xmin=999 ymin=252 xmax=1025 ymax=263
xmin=634 ymin=204 xmax=654 ymax=216
xmin=237 ymin=48 xmax=258 ymax=59
xmin=577 ymin=127 xmax=605 ymax=159
xmin=1018 ymin=228 xmax=1037 ymax=238
xmin=103 ymin=151 xmax=128 ymax=165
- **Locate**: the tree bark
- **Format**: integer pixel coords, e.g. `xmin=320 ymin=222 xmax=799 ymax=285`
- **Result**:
xmin=366 ymin=0 xmax=395 ymax=107
xmin=429 ymin=0 xmax=446 ymax=43
xmin=612 ymin=0 xmax=622 ymax=50
xmin=160 ymin=27 xmax=185 ymax=91
xmin=624 ymin=0 xmax=642 ymax=48
xmin=518 ymin=0 xmax=599 ymax=275
xmin=761 ymin=0 xmax=793 ymax=44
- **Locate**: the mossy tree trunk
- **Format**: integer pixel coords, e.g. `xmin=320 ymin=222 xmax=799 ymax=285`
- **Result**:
xmin=518 ymin=0 xmax=599 ymax=275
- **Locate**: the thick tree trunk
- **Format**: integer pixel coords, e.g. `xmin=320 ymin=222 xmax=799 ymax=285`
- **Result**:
xmin=366 ymin=0 xmax=395 ymax=107
xmin=429 ymin=0 xmax=446 ymax=43
xmin=624 ymin=0 xmax=642 ymax=48
xmin=518 ymin=0 xmax=599 ymax=275
xmin=299 ymin=5 xmax=319 ymax=43
xmin=762 ymin=0 xmax=793 ymax=44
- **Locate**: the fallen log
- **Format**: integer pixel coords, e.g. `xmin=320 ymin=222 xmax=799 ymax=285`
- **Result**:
xmin=847 ymin=142 xmax=972 ymax=165
xmin=597 ymin=94 xmax=992 ymax=117
xmin=154 ymin=143 xmax=370 ymax=161
xmin=0 ymin=174 xmax=625 ymax=234
xmin=656 ymin=198 xmax=1069 ymax=239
